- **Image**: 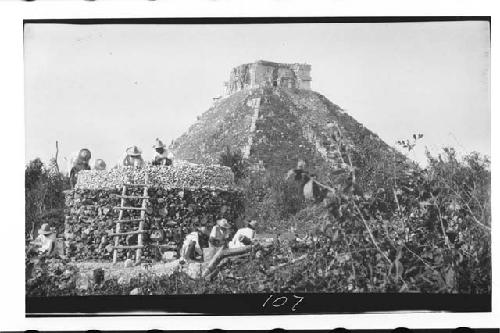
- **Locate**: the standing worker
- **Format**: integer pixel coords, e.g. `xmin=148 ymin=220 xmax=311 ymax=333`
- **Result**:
xmin=229 ymin=220 xmax=258 ymax=249
xmin=69 ymin=148 xmax=92 ymax=188
xmin=151 ymin=138 xmax=172 ymax=166
xmin=121 ymin=146 xmax=145 ymax=168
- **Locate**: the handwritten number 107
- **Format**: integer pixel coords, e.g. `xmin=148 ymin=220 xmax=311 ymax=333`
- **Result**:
xmin=263 ymin=295 xmax=304 ymax=312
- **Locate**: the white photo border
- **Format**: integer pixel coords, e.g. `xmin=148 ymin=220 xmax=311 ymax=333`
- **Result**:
xmin=0 ymin=0 xmax=497 ymax=331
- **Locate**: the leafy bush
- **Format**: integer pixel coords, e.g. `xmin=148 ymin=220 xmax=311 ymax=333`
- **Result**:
xmin=241 ymin=170 xmax=305 ymax=231
xmin=218 ymin=146 xmax=248 ymax=182
xmin=25 ymin=158 xmax=69 ymax=239
xmin=236 ymin=148 xmax=490 ymax=294
xmin=214 ymin=148 xmax=490 ymax=294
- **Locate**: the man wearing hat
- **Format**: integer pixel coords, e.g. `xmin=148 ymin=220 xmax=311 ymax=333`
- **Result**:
xmin=121 ymin=146 xmax=145 ymax=168
xmin=69 ymin=148 xmax=92 ymax=188
xmin=151 ymin=138 xmax=172 ymax=167
xmin=180 ymin=226 xmax=210 ymax=261
xmin=207 ymin=219 xmax=231 ymax=257
xmin=229 ymin=220 xmax=258 ymax=249
xmin=32 ymin=223 xmax=56 ymax=256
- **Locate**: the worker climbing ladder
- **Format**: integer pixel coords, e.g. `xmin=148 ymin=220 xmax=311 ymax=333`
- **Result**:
xmin=112 ymin=173 xmax=150 ymax=264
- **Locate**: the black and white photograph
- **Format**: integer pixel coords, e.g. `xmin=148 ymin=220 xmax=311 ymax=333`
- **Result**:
xmin=22 ymin=17 xmax=491 ymax=314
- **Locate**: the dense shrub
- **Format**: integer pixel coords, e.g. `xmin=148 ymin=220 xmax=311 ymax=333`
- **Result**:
xmin=219 ymin=146 xmax=248 ymax=182
xmin=253 ymin=148 xmax=490 ymax=294
xmin=25 ymin=158 xmax=69 ymax=239
xmin=241 ymin=170 xmax=305 ymax=230
xmin=218 ymin=148 xmax=490 ymax=294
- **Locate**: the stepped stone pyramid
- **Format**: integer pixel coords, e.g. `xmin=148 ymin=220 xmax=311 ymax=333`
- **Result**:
xmin=170 ymin=60 xmax=407 ymax=186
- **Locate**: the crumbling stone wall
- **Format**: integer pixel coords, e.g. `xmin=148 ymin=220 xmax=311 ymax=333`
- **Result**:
xmin=64 ymin=164 xmax=244 ymax=262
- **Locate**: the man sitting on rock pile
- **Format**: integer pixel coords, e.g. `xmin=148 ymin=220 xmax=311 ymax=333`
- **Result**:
xmin=151 ymin=138 xmax=173 ymax=166
xmin=121 ymin=146 xmax=145 ymax=168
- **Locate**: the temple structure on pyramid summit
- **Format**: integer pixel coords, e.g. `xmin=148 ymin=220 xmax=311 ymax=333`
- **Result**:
xmin=171 ymin=59 xmax=407 ymax=177
xmin=222 ymin=60 xmax=312 ymax=96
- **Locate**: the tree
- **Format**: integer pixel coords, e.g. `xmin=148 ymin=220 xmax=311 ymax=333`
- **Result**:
xmin=25 ymin=158 xmax=69 ymax=239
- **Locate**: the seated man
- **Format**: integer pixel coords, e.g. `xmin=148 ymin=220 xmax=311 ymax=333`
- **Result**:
xmin=229 ymin=220 xmax=258 ymax=249
xmin=32 ymin=223 xmax=56 ymax=257
xmin=209 ymin=219 xmax=231 ymax=248
xmin=205 ymin=219 xmax=231 ymax=260
xmin=121 ymin=146 xmax=145 ymax=168
xmin=180 ymin=226 xmax=209 ymax=261
xmin=151 ymin=138 xmax=173 ymax=166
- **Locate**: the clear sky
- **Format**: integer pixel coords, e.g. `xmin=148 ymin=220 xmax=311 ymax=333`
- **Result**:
xmin=24 ymin=21 xmax=490 ymax=170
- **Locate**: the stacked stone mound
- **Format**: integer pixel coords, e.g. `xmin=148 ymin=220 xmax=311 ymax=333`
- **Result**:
xmin=64 ymin=164 xmax=244 ymax=262
xmin=75 ymin=161 xmax=235 ymax=190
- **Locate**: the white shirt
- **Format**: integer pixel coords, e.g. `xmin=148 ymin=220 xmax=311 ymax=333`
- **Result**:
xmin=229 ymin=227 xmax=255 ymax=248
xmin=34 ymin=234 xmax=55 ymax=254
xmin=209 ymin=226 xmax=230 ymax=247
xmin=182 ymin=231 xmax=203 ymax=255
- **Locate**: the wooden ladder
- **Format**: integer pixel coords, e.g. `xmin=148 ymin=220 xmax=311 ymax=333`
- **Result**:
xmin=112 ymin=174 xmax=149 ymax=264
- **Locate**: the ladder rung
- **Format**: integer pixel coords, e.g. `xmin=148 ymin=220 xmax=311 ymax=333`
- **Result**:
xmin=114 ymin=218 xmax=145 ymax=224
xmin=123 ymin=183 xmax=149 ymax=187
xmin=113 ymin=245 xmax=145 ymax=249
xmin=110 ymin=230 xmax=149 ymax=237
xmin=115 ymin=195 xmax=150 ymax=199
xmin=114 ymin=206 xmax=147 ymax=211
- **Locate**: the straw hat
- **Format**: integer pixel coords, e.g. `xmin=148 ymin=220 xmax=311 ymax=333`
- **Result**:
xmin=126 ymin=146 xmax=142 ymax=157
xmin=216 ymin=219 xmax=230 ymax=229
xmin=94 ymin=159 xmax=106 ymax=170
xmin=38 ymin=223 xmax=54 ymax=235
xmin=248 ymin=220 xmax=258 ymax=229
xmin=153 ymin=138 xmax=166 ymax=149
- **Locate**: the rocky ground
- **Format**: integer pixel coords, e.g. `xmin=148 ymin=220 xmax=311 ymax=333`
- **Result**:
xmin=76 ymin=260 xmax=180 ymax=281
xmin=69 ymin=259 xmax=205 ymax=293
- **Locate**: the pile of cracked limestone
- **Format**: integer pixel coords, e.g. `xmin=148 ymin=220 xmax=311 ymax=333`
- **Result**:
xmin=64 ymin=163 xmax=244 ymax=263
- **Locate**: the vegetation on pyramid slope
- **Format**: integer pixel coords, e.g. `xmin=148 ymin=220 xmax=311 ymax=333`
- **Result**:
xmin=171 ymin=90 xmax=254 ymax=165
xmin=281 ymin=88 xmax=412 ymax=190
xmin=171 ymin=86 xmax=411 ymax=193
